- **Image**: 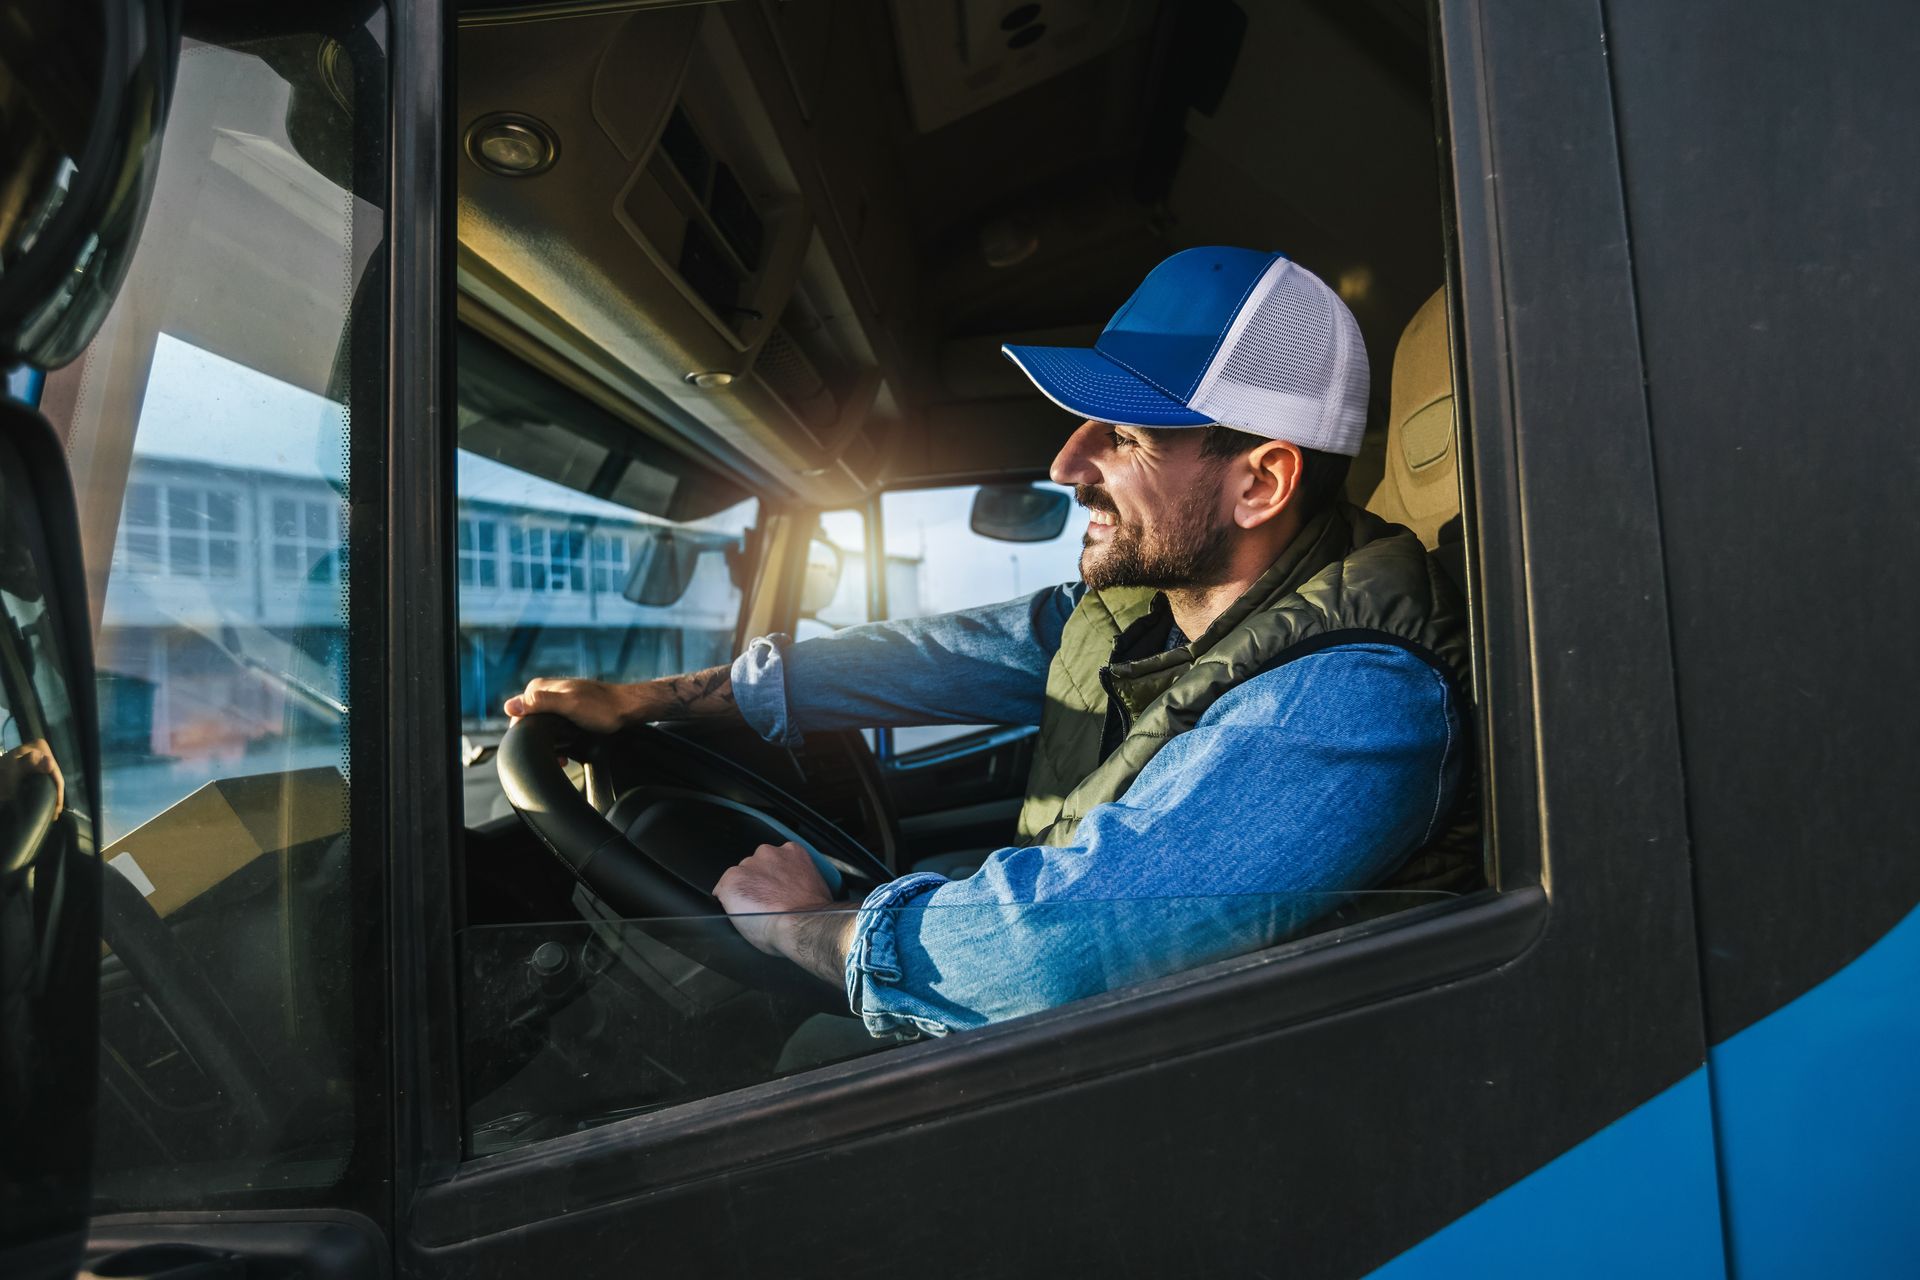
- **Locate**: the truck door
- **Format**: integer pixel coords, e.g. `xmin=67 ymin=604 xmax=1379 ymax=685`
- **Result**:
xmin=397 ymin=1 xmax=1730 ymax=1275
xmin=4 ymin=0 xmax=420 ymax=1274
xmin=1605 ymin=1 xmax=1920 ymax=1272
xmin=1 ymin=3 xmax=172 ymax=1275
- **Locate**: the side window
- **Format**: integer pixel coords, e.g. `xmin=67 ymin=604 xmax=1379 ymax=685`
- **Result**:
xmin=878 ymin=483 xmax=1087 ymax=754
xmin=438 ymin=0 xmax=1501 ymax=1187
xmin=42 ymin=21 xmax=386 ymax=1211
xmin=454 ymin=331 xmax=762 ymax=825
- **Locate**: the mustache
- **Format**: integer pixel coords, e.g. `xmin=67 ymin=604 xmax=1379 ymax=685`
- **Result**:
xmin=1074 ymin=485 xmax=1117 ymax=515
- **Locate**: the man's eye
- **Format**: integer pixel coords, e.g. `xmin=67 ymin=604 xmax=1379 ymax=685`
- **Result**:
xmin=1109 ymin=431 xmax=1130 ymax=449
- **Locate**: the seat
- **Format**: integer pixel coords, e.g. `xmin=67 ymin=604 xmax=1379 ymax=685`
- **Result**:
xmin=1352 ymin=287 xmax=1483 ymax=899
xmin=1360 ymin=287 xmax=1466 ymax=590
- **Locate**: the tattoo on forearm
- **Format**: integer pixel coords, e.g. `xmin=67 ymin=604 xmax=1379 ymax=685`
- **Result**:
xmin=662 ymin=664 xmax=735 ymax=716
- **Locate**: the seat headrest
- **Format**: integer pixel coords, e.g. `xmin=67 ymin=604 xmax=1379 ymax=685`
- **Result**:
xmin=1365 ymin=288 xmax=1459 ymax=550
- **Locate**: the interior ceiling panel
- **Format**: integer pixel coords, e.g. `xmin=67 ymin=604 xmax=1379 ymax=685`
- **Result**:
xmin=887 ymin=0 xmax=1157 ymax=134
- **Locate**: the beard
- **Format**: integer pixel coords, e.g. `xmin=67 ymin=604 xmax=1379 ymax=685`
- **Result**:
xmin=1076 ymin=484 xmax=1234 ymax=591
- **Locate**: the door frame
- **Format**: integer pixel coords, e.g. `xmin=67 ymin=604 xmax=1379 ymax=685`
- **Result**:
xmin=385 ymin=0 xmax=465 ymax=1231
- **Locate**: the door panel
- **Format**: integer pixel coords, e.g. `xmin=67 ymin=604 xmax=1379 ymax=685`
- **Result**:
xmin=1605 ymin=1 xmax=1920 ymax=1271
xmin=885 ymin=727 xmax=1034 ymax=817
xmin=887 ymin=727 xmax=1033 ymax=865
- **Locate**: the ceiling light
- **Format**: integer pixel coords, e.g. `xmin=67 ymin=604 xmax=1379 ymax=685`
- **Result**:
xmin=466 ymin=115 xmax=558 ymax=178
xmin=1336 ymin=266 xmax=1374 ymax=304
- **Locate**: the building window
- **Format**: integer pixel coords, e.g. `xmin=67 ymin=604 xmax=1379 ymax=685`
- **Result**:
xmin=458 ymin=516 xmax=499 ymax=589
xmin=269 ymin=494 xmax=339 ymax=582
xmin=122 ymin=482 xmax=163 ymax=573
xmin=120 ymin=480 xmax=242 ymax=580
xmin=508 ymin=525 xmax=543 ymax=591
xmin=591 ymin=533 xmax=628 ymax=592
xmin=507 ymin=522 xmax=588 ymax=594
xmin=548 ymin=528 xmax=586 ymax=594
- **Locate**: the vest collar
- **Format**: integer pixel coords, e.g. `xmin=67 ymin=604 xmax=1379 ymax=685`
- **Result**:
xmin=1105 ymin=503 xmax=1352 ymax=692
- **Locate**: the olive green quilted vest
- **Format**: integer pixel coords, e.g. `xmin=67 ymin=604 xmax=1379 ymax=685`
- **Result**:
xmin=1016 ymin=502 xmax=1479 ymax=894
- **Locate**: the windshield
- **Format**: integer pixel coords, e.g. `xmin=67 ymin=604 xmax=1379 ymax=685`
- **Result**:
xmin=456 ymin=328 xmax=761 ymax=826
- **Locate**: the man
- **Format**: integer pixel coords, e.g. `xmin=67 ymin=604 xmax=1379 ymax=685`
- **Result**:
xmin=508 ymin=247 xmax=1474 ymax=1037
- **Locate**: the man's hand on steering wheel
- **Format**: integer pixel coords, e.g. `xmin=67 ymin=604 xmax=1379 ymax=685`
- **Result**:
xmin=0 ymin=737 xmax=63 ymax=815
xmin=498 ymin=666 xmax=883 ymax=1006
xmin=505 ymin=677 xmax=644 ymax=733
xmin=716 ymin=842 xmax=858 ymax=988
xmin=505 ymin=664 xmax=740 ymax=734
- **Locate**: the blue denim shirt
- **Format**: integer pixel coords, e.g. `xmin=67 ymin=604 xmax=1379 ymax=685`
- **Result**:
xmin=730 ymin=585 xmax=1463 ymax=1037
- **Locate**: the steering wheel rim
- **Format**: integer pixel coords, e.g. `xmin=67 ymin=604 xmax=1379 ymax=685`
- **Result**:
xmin=496 ymin=713 xmax=894 ymax=1007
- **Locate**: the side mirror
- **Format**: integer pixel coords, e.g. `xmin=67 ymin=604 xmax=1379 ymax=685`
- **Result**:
xmin=0 ymin=0 xmax=181 ymax=368
xmin=970 ymin=483 xmax=1072 ymax=543
xmin=799 ymin=537 xmax=844 ymax=617
xmin=622 ymin=529 xmax=704 ymax=606
xmin=724 ymin=525 xmax=763 ymax=593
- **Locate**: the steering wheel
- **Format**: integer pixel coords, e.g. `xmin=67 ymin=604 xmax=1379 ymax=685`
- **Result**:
xmin=496 ymin=713 xmax=895 ymax=1011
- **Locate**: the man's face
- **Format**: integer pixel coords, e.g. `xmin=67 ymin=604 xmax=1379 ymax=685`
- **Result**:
xmin=1048 ymin=420 xmax=1236 ymax=591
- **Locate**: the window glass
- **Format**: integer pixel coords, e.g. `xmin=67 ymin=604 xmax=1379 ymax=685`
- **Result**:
xmin=42 ymin=18 xmax=386 ymax=1211
xmin=455 ymin=332 xmax=761 ymax=826
xmin=879 ymin=484 xmax=1087 ymax=754
xmin=460 ymin=889 xmax=1445 ymax=1154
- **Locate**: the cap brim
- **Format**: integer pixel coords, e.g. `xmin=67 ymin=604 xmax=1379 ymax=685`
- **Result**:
xmin=1001 ymin=343 xmax=1212 ymax=428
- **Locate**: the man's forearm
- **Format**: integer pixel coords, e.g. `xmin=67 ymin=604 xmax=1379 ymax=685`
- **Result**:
xmin=747 ymin=586 xmax=1077 ymax=740
xmin=771 ymin=907 xmax=858 ymax=988
xmin=634 ymin=663 xmax=736 ymax=721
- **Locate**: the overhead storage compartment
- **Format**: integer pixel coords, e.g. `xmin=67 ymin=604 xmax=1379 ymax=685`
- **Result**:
xmin=456 ymin=3 xmax=892 ymax=501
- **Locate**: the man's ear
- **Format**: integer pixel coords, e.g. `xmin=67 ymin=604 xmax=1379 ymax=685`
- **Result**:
xmin=1232 ymin=439 xmax=1304 ymax=529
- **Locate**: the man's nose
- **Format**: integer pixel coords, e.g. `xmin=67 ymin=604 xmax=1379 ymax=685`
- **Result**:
xmin=1049 ymin=420 xmax=1105 ymax=486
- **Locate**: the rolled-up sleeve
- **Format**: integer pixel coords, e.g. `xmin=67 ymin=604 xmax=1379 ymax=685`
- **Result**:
xmin=729 ymin=583 xmax=1084 ymax=748
xmin=842 ymin=644 xmax=1463 ymax=1037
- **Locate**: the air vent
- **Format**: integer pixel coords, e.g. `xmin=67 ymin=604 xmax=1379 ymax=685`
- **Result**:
xmin=676 ymin=221 xmax=739 ymax=319
xmin=659 ymin=107 xmax=712 ymax=193
xmin=709 ymin=164 xmax=764 ymax=271
xmin=753 ymin=325 xmax=839 ymax=434
xmin=626 ymin=105 xmax=777 ymax=342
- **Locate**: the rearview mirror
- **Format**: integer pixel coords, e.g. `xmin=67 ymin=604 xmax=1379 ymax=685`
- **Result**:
xmin=970 ymin=483 xmax=1072 ymax=543
xmin=800 ymin=537 xmax=844 ymax=617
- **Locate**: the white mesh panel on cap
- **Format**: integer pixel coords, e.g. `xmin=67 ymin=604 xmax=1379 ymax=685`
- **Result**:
xmin=1190 ymin=259 xmax=1371 ymax=455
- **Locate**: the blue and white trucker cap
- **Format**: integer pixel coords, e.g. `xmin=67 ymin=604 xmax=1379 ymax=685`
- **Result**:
xmin=1001 ymin=247 xmax=1370 ymax=457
